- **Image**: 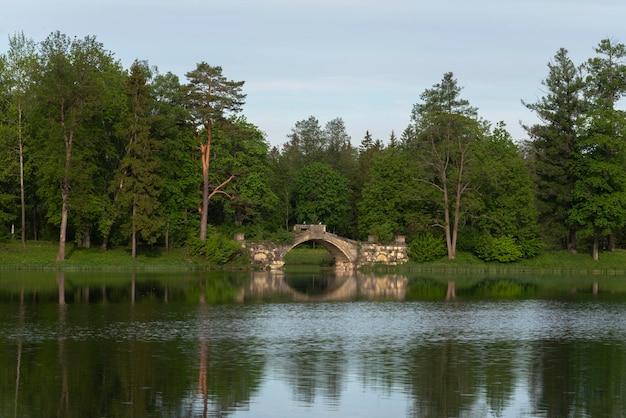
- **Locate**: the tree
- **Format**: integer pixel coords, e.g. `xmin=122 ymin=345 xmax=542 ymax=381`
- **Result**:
xmin=523 ymin=48 xmax=585 ymax=252
xmin=283 ymin=116 xmax=327 ymax=168
xmin=0 ymin=32 xmax=37 ymax=244
xmin=569 ymin=39 xmax=626 ymax=260
xmin=33 ymin=32 xmax=124 ymax=261
xmin=210 ymin=116 xmax=279 ymax=228
xmin=293 ymin=162 xmax=352 ymax=235
xmin=409 ymin=72 xmax=486 ymax=259
xmin=112 ymin=60 xmax=163 ymax=258
xmin=472 ymin=123 xmax=540 ymax=261
xmin=358 ymin=145 xmax=420 ymax=240
xmin=151 ymin=71 xmax=197 ymax=250
xmin=183 ymin=63 xmax=245 ymax=241
xmin=323 ymin=117 xmax=357 ymax=179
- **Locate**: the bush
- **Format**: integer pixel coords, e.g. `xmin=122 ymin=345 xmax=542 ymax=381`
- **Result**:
xmin=408 ymin=233 xmax=447 ymax=262
xmin=474 ymin=235 xmax=523 ymax=263
xmin=518 ymin=237 xmax=544 ymax=258
xmin=186 ymin=232 xmax=242 ymax=266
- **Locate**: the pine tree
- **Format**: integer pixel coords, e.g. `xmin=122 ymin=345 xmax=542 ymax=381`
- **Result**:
xmin=523 ymin=48 xmax=585 ymax=251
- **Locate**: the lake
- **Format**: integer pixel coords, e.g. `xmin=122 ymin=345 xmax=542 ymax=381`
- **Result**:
xmin=1 ymin=268 xmax=625 ymax=417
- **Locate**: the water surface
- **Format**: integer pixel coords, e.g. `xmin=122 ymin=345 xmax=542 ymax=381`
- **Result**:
xmin=1 ymin=270 xmax=625 ymax=417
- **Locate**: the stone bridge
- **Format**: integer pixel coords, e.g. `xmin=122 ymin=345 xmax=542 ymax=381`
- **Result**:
xmin=240 ymin=224 xmax=408 ymax=270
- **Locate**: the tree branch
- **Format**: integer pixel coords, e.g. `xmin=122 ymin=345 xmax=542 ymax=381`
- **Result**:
xmin=208 ymin=174 xmax=236 ymax=200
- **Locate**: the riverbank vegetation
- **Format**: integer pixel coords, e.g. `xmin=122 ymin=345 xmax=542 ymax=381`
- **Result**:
xmin=3 ymin=241 xmax=626 ymax=275
xmin=2 ymin=33 xmax=626 ymax=266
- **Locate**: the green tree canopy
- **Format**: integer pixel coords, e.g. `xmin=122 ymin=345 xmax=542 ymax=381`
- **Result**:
xmin=293 ymin=162 xmax=352 ymax=236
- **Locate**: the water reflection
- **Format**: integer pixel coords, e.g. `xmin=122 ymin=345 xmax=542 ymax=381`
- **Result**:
xmin=242 ymin=270 xmax=408 ymax=302
xmin=2 ymin=271 xmax=626 ymax=417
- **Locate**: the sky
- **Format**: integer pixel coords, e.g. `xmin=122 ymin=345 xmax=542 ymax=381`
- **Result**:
xmin=2 ymin=0 xmax=625 ymax=147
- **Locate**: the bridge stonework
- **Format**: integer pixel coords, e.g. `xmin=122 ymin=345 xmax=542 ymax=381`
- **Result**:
xmin=240 ymin=224 xmax=408 ymax=270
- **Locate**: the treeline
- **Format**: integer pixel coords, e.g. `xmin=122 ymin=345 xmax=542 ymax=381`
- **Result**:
xmin=1 ymin=32 xmax=625 ymax=262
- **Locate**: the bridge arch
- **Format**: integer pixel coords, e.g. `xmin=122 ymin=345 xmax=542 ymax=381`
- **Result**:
xmin=277 ymin=225 xmax=359 ymax=269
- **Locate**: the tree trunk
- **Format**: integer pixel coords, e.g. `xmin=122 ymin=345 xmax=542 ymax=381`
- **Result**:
xmin=592 ymin=232 xmax=599 ymax=261
xmin=131 ymin=202 xmax=137 ymax=259
xmin=441 ymin=173 xmax=454 ymax=260
xmin=566 ymin=229 xmax=577 ymax=253
xmin=165 ymin=213 xmax=170 ymax=252
xmin=199 ymin=128 xmax=212 ymax=241
xmin=18 ymin=105 xmax=26 ymax=246
xmin=80 ymin=221 xmax=91 ymax=248
xmin=56 ymin=188 xmax=69 ymax=262
xmin=608 ymin=233 xmax=616 ymax=251
xmin=56 ymin=113 xmax=73 ymax=262
xmin=451 ymin=181 xmax=463 ymax=260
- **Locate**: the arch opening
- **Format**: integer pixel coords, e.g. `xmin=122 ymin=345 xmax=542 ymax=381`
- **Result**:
xmin=283 ymin=239 xmax=353 ymax=268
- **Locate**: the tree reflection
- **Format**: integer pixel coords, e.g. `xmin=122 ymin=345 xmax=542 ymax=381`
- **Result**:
xmin=191 ymin=282 xmax=265 ymax=417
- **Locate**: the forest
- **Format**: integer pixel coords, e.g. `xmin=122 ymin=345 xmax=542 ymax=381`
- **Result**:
xmin=1 ymin=32 xmax=626 ymax=263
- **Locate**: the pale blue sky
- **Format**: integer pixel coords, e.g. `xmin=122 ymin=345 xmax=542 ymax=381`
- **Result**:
xmin=2 ymin=0 xmax=625 ymax=146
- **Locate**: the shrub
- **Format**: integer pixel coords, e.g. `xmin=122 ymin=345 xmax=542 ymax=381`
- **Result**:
xmin=518 ymin=237 xmax=543 ymax=258
xmin=474 ymin=234 xmax=523 ymax=263
xmin=186 ymin=232 xmax=242 ymax=266
xmin=408 ymin=233 xmax=447 ymax=262
xmin=205 ymin=234 xmax=242 ymax=265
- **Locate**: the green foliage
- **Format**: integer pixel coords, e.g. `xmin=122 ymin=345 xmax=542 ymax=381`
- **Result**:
xmin=212 ymin=116 xmax=280 ymax=227
xmin=358 ymin=146 xmax=419 ymax=238
xmin=408 ymin=233 xmax=447 ymax=262
xmin=367 ymin=223 xmax=395 ymax=243
xmin=474 ymin=234 xmax=523 ymax=263
xmin=517 ymin=237 xmax=544 ymax=259
xmin=523 ymin=47 xmax=584 ymax=250
xmin=187 ymin=231 xmax=242 ymax=266
xmin=293 ymin=162 xmax=352 ymax=235
xmin=239 ymin=224 xmax=296 ymax=245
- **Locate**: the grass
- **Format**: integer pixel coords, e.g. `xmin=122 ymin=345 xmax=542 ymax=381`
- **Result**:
xmin=0 ymin=240 xmax=203 ymax=271
xmin=367 ymin=249 xmax=626 ymax=275
xmin=283 ymin=246 xmax=334 ymax=266
xmin=3 ymin=240 xmax=626 ymax=275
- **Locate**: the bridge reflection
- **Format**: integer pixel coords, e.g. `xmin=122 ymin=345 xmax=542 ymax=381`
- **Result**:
xmin=237 ymin=271 xmax=408 ymax=302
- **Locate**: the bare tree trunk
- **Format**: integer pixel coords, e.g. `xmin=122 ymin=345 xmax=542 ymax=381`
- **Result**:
xmin=56 ymin=114 xmax=73 ymax=262
xmin=18 ymin=105 xmax=26 ymax=246
xmin=165 ymin=214 xmax=170 ymax=252
xmin=451 ymin=182 xmax=464 ymax=260
xmin=56 ymin=189 xmax=69 ymax=262
xmin=199 ymin=130 xmax=211 ymax=241
xmin=131 ymin=202 xmax=137 ymax=259
xmin=441 ymin=173 xmax=454 ymax=260
xmin=592 ymin=232 xmax=599 ymax=261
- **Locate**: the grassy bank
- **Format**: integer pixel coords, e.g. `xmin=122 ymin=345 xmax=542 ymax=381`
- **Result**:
xmin=2 ymin=240 xmax=626 ymax=274
xmin=0 ymin=240 xmax=203 ymax=270
xmin=366 ymin=249 xmax=626 ymax=275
